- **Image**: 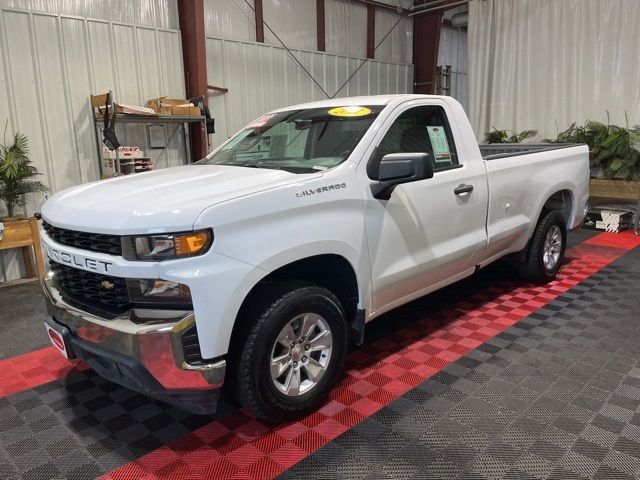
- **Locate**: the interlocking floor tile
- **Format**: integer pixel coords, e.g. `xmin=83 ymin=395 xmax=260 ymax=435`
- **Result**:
xmin=0 ymin=230 xmax=638 ymax=479
xmin=282 ymin=234 xmax=640 ymax=480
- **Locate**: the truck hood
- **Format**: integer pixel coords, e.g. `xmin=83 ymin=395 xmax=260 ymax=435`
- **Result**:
xmin=42 ymin=165 xmax=312 ymax=234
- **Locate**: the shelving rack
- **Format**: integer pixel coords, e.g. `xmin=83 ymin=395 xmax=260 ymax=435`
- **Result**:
xmin=90 ymin=91 xmax=208 ymax=176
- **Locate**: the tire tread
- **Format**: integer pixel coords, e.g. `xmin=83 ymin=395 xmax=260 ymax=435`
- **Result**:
xmin=231 ymin=280 xmax=347 ymax=422
xmin=519 ymin=209 xmax=567 ymax=283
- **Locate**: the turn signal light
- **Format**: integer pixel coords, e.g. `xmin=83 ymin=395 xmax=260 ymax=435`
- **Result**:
xmin=175 ymin=231 xmax=210 ymax=256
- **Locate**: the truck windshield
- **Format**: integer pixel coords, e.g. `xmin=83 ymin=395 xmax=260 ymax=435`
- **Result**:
xmin=199 ymin=105 xmax=383 ymax=173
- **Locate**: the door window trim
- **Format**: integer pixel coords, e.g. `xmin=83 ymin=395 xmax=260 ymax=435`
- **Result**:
xmin=433 ymin=163 xmax=463 ymax=174
xmin=365 ymin=100 xmax=466 ymax=179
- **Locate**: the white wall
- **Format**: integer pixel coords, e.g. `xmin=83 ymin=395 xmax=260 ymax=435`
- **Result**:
xmin=325 ymin=0 xmax=368 ymax=58
xmin=374 ymin=8 xmax=412 ymax=65
xmin=263 ymin=0 xmax=317 ymax=51
xmin=0 ymin=0 xmax=179 ymax=28
xmin=205 ymin=0 xmax=413 ymax=63
xmin=204 ymin=0 xmax=414 ymax=148
xmin=468 ymin=0 xmax=640 ymax=140
xmin=206 ymin=36 xmax=414 ymax=148
xmin=205 ymin=0 xmax=256 ymax=42
xmin=0 ymin=4 xmax=185 ymax=281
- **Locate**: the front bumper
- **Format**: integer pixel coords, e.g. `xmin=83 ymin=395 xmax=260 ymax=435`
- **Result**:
xmin=43 ymin=275 xmax=225 ymax=414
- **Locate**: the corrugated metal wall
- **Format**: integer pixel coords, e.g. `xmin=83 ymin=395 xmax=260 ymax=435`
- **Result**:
xmin=0 ymin=6 xmax=185 ymax=281
xmin=205 ymin=0 xmax=413 ymax=64
xmin=204 ymin=0 xmax=414 ymax=146
xmin=206 ymin=38 xmax=414 ymax=147
xmin=0 ymin=0 xmax=179 ymax=29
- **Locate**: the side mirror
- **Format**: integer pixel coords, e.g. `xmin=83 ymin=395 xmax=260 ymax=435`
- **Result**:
xmin=371 ymin=152 xmax=434 ymax=200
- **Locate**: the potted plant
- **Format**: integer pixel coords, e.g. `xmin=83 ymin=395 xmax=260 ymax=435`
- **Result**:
xmin=0 ymin=131 xmax=48 ymax=220
xmin=0 ymin=130 xmax=48 ymax=281
xmin=483 ymin=127 xmax=538 ymax=144
xmin=546 ymin=117 xmax=640 ymax=200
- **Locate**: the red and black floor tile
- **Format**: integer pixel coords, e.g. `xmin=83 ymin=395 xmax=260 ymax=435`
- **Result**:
xmin=1 ymin=228 xmax=639 ymax=479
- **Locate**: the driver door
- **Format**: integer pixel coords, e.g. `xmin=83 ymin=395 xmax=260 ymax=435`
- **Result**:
xmin=363 ymin=102 xmax=487 ymax=315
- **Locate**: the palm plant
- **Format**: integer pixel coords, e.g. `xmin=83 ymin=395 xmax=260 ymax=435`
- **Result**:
xmin=0 ymin=130 xmax=48 ymax=219
xmin=484 ymin=127 xmax=538 ymax=144
xmin=546 ymin=115 xmax=640 ymax=181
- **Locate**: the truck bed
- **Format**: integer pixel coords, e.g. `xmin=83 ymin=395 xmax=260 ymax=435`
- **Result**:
xmin=480 ymin=143 xmax=582 ymax=160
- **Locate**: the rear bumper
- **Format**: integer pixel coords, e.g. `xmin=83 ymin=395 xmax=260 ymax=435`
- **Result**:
xmin=43 ymin=275 xmax=225 ymax=414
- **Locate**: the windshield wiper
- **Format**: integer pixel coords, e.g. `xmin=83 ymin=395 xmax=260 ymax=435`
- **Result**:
xmin=206 ymin=162 xmax=322 ymax=173
xmin=243 ymin=163 xmax=321 ymax=173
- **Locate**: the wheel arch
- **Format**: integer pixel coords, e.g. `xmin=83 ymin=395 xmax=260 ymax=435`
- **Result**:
xmin=540 ymin=188 xmax=574 ymax=227
xmin=228 ymin=253 xmax=363 ymax=357
xmin=529 ymin=186 xmax=576 ymax=239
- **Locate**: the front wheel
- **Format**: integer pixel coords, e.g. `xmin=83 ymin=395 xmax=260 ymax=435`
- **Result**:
xmin=231 ymin=282 xmax=348 ymax=423
xmin=519 ymin=209 xmax=567 ymax=283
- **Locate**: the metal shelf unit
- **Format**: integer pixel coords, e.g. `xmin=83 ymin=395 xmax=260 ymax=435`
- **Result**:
xmin=90 ymin=91 xmax=208 ymax=176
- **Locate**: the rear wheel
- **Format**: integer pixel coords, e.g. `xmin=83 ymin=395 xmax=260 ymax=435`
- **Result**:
xmin=231 ymin=281 xmax=348 ymax=422
xmin=519 ymin=209 xmax=567 ymax=283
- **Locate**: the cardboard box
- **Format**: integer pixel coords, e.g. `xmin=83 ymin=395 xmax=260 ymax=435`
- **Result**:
xmin=146 ymin=97 xmax=171 ymax=115
xmin=171 ymin=105 xmax=201 ymax=116
xmin=146 ymin=97 xmax=197 ymax=115
xmin=114 ymin=103 xmax=155 ymax=115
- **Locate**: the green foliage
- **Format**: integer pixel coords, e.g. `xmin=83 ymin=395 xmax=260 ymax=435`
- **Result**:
xmin=0 ymin=129 xmax=48 ymax=218
xmin=483 ymin=128 xmax=509 ymax=144
xmin=545 ymin=116 xmax=640 ymax=181
xmin=483 ymin=127 xmax=538 ymax=144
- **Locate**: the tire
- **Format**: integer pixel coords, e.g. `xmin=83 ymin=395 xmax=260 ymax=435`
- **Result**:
xmin=231 ymin=281 xmax=348 ymax=423
xmin=519 ymin=209 xmax=567 ymax=283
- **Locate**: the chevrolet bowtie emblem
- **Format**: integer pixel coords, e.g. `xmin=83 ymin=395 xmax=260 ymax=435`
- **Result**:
xmin=101 ymin=280 xmax=115 ymax=290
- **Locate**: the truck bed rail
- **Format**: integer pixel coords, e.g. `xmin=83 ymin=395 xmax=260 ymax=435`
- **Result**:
xmin=480 ymin=143 xmax=583 ymax=160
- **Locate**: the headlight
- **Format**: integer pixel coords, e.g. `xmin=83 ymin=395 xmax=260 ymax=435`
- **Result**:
xmin=122 ymin=229 xmax=213 ymax=261
xmin=127 ymin=279 xmax=192 ymax=305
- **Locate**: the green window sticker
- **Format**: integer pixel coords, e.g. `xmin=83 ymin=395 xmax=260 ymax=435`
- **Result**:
xmin=426 ymin=126 xmax=451 ymax=163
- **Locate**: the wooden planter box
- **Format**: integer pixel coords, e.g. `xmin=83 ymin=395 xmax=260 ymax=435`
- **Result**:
xmin=589 ymin=178 xmax=640 ymax=201
xmin=0 ymin=217 xmax=45 ymax=283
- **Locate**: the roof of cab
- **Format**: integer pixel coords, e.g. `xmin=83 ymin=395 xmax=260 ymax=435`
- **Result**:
xmin=270 ymin=94 xmax=449 ymax=112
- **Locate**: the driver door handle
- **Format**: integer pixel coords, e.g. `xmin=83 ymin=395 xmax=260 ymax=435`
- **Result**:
xmin=454 ymin=184 xmax=474 ymax=195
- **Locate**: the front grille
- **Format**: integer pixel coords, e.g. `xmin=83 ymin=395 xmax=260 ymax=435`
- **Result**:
xmin=182 ymin=324 xmax=204 ymax=364
xmin=43 ymin=221 xmax=122 ymax=256
xmin=50 ymin=261 xmax=130 ymax=317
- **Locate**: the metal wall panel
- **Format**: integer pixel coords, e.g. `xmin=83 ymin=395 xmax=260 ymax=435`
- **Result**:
xmin=204 ymin=0 xmax=413 ymax=61
xmin=206 ymin=36 xmax=413 ymax=148
xmin=325 ymin=0 xmax=367 ymax=58
xmin=0 ymin=0 xmax=179 ymax=29
xmin=205 ymin=0 xmax=255 ymax=42
xmin=263 ymin=0 xmax=316 ymax=51
xmin=0 ymin=7 xmax=185 ymax=281
xmin=374 ymin=8 xmax=412 ymax=65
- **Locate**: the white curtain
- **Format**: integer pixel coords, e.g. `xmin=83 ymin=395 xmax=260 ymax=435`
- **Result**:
xmin=439 ymin=25 xmax=468 ymax=112
xmin=468 ymin=0 xmax=640 ymax=141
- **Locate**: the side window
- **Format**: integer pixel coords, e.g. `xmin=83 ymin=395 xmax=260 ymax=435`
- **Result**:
xmin=370 ymin=105 xmax=459 ymax=178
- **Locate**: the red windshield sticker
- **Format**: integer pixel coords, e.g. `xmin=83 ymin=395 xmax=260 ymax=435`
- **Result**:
xmin=248 ymin=113 xmax=277 ymax=128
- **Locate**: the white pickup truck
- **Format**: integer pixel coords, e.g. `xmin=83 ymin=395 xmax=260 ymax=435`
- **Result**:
xmin=41 ymin=95 xmax=589 ymax=422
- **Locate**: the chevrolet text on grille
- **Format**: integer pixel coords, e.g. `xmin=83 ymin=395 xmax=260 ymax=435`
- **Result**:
xmin=44 ymin=245 xmax=113 ymax=273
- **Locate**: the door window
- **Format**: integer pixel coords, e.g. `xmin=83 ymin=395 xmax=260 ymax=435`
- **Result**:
xmin=369 ymin=105 xmax=459 ymax=179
